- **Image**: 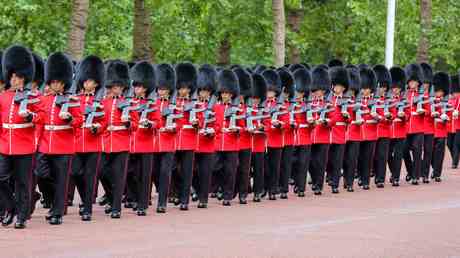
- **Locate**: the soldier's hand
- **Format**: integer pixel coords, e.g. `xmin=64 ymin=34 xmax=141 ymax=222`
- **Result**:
xmin=431 ymin=111 xmax=440 ymax=118
xmin=60 ymin=112 xmax=72 ymax=121
xmin=124 ymin=121 xmax=131 ymax=129
xmin=24 ymin=112 xmax=34 ymax=123
xmin=397 ymin=111 xmax=405 ymax=118
xmin=342 ymin=112 xmax=350 ymax=118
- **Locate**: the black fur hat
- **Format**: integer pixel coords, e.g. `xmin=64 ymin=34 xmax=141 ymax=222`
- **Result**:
xmin=197 ymin=64 xmax=217 ymax=93
xmin=105 ymin=60 xmax=130 ymax=88
xmin=131 ymin=61 xmax=156 ymax=94
xmin=252 ymin=73 xmax=267 ymax=102
xmin=217 ymin=69 xmax=240 ymax=97
xmin=293 ymin=68 xmax=311 ymax=93
xmin=254 ymin=64 xmax=267 ymax=74
xmin=311 ymin=66 xmax=331 ymax=92
xmin=233 ymin=67 xmax=253 ymax=98
xmin=76 ymin=55 xmax=105 ymax=91
xmin=347 ymin=66 xmax=361 ymax=93
xmin=359 ymin=67 xmax=377 ymax=92
xmin=358 ymin=64 xmax=370 ymax=70
xmin=45 ymin=52 xmax=74 ymax=90
xmin=405 ymin=63 xmax=424 ymax=84
xmin=32 ymin=53 xmax=45 ymax=86
xmin=373 ymin=64 xmax=392 ymax=89
xmin=2 ymin=45 xmax=35 ymax=88
xmin=420 ymin=63 xmax=433 ymax=84
xmin=278 ymin=68 xmax=295 ymax=98
xmin=156 ymin=63 xmax=176 ymax=92
xmin=451 ymin=74 xmax=460 ymax=93
xmin=328 ymin=58 xmax=344 ymax=68
xmin=389 ymin=66 xmax=406 ymax=90
xmin=262 ymin=69 xmax=282 ymax=94
xmin=301 ymin=63 xmax=311 ymax=70
xmin=330 ymin=66 xmax=350 ymax=92
xmin=288 ymin=63 xmax=307 ymax=73
xmin=176 ymin=62 xmax=197 ymax=92
xmin=315 ymin=64 xmax=329 ymax=71
xmin=432 ymin=72 xmax=450 ymax=94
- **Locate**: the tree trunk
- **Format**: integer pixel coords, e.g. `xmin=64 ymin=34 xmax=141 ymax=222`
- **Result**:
xmin=272 ymin=0 xmax=286 ymax=67
xmin=66 ymin=0 xmax=90 ymax=60
xmin=216 ymin=34 xmax=231 ymax=67
xmin=287 ymin=8 xmax=303 ymax=64
xmin=416 ymin=0 xmax=432 ymax=63
xmin=132 ymin=0 xmax=154 ymax=63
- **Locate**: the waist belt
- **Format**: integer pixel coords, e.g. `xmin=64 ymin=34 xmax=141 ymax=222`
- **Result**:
xmin=182 ymin=125 xmax=195 ymax=129
xmin=107 ymin=125 xmax=127 ymax=131
xmin=44 ymin=125 xmax=72 ymax=131
xmin=366 ymin=120 xmax=377 ymax=124
xmin=335 ymin=122 xmax=347 ymax=126
xmin=2 ymin=123 xmax=33 ymax=129
xmin=411 ymin=112 xmax=422 ymax=116
xmin=298 ymin=124 xmax=310 ymax=128
xmin=393 ymin=118 xmax=403 ymax=122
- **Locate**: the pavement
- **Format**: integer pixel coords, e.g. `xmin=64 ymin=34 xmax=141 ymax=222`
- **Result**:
xmin=2 ymin=164 xmax=460 ymax=258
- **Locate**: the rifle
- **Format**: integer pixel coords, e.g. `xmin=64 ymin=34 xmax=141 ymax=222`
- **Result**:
xmin=57 ymin=81 xmax=80 ymax=119
xmin=415 ymin=85 xmax=427 ymax=113
xmin=84 ymin=87 xmax=106 ymax=128
xmin=139 ymin=90 xmax=158 ymax=126
xmin=162 ymin=91 xmax=182 ymax=130
xmin=351 ymin=91 xmax=365 ymax=124
xmin=246 ymin=99 xmax=270 ymax=132
xmin=202 ymin=95 xmax=217 ymax=131
xmin=117 ymin=83 xmax=139 ymax=122
xmin=15 ymin=82 xmax=40 ymax=117
xmin=187 ymin=91 xmax=206 ymax=124
xmin=226 ymin=97 xmax=243 ymax=130
xmin=270 ymin=88 xmax=287 ymax=125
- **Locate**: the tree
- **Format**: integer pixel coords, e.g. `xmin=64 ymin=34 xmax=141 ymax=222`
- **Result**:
xmin=416 ymin=0 xmax=432 ymax=63
xmin=272 ymin=0 xmax=286 ymax=67
xmin=67 ymin=0 xmax=90 ymax=60
xmin=132 ymin=0 xmax=154 ymax=62
xmin=216 ymin=34 xmax=231 ymax=66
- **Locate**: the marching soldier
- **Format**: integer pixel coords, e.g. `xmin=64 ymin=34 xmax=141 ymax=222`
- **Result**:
xmin=372 ymin=64 xmax=393 ymax=187
xmin=420 ymin=63 xmax=435 ymax=184
xmin=233 ymin=67 xmax=252 ymax=204
xmin=72 ymin=55 xmax=106 ymax=221
xmin=102 ymin=60 xmax=138 ymax=219
xmin=38 ymin=52 xmax=83 ymax=225
xmin=388 ymin=67 xmax=409 ymax=186
xmin=447 ymin=74 xmax=460 ymax=168
xmin=153 ymin=63 xmax=176 ymax=213
xmin=0 ymin=45 xmax=41 ymax=228
xmin=194 ymin=64 xmax=217 ymax=208
xmin=129 ymin=61 xmax=157 ymax=216
xmin=403 ymin=63 xmax=425 ymax=185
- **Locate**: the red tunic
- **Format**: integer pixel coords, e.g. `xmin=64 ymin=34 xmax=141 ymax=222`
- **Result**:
xmin=329 ymin=95 xmax=350 ymax=144
xmin=75 ymin=94 xmax=106 ymax=153
xmin=197 ymin=101 xmax=217 ymax=153
xmin=214 ymin=102 xmax=242 ymax=152
xmin=390 ymin=95 xmax=409 ymax=139
xmin=433 ymin=98 xmax=448 ymax=138
xmin=282 ymin=101 xmax=295 ymax=146
xmin=238 ymin=103 xmax=251 ymax=150
xmin=293 ymin=101 xmax=313 ymax=146
xmin=130 ymin=98 xmax=157 ymax=153
xmin=376 ymin=96 xmax=392 ymax=138
xmin=311 ymin=97 xmax=332 ymax=144
xmin=407 ymin=89 xmax=426 ymax=134
xmin=264 ymin=98 xmax=289 ymax=148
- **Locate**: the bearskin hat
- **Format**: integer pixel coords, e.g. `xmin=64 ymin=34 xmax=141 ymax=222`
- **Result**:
xmin=293 ymin=68 xmax=311 ymax=93
xmin=254 ymin=64 xmax=267 ymax=74
xmin=358 ymin=64 xmax=370 ymax=70
xmin=328 ymin=58 xmax=344 ymax=68
xmin=432 ymin=71 xmax=450 ymax=94
xmin=389 ymin=66 xmax=406 ymax=90
xmin=2 ymin=45 xmax=35 ymax=88
xmin=217 ymin=69 xmax=240 ymax=97
xmin=197 ymin=64 xmax=217 ymax=93
xmin=105 ymin=60 xmax=130 ymax=88
xmin=45 ymin=52 xmax=73 ymax=90
xmin=130 ymin=61 xmax=156 ymax=94
xmin=359 ymin=67 xmax=377 ymax=92
xmin=252 ymin=73 xmax=267 ymax=102
xmin=262 ymin=69 xmax=282 ymax=94
xmin=278 ymin=68 xmax=295 ymax=98
xmin=373 ymin=64 xmax=392 ymax=89
xmin=420 ymin=63 xmax=433 ymax=84
xmin=175 ymin=62 xmax=197 ymax=92
xmin=347 ymin=66 xmax=361 ymax=93
xmin=233 ymin=67 xmax=253 ymax=98
xmin=405 ymin=63 xmax=424 ymax=84
xmin=330 ymin=66 xmax=350 ymax=92
xmin=311 ymin=66 xmax=331 ymax=92
xmin=301 ymin=63 xmax=311 ymax=70
xmin=451 ymin=74 xmax=460 ymax=93
xmin=32 ymin=53 xmax=45 ymax=86
xmin=156 ymin=63 xmax=176 ymax=92
xmin=315 ymin=64 xmax=329 ymax=71
xmin=288 ymin=63 xmax=307 ymax=73
xmin=76 ymin=55 xmax=105 ymax=92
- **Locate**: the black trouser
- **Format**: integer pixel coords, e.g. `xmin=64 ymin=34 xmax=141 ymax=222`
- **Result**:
xmin=327 ymin=144 xmax=345 ymax=188
xmin=309 ymin=144 xmax=329 ymax=191
xmin=71 ymin=152 xmax=101 ymax=214
xmin=447 ymin=131 xmax=460 ymax=167
xmin=34 ymin=153 xmax=55 ymax=206
xmin=125 ymin=156 xmax=140 ymax=204
xmin=251 ymin=152 xmax=265 ymax=195
xmin=174 ymin=150 xmax=194 ymax=205
xmin=374 ymin=138 xmax=390 ymax=184
xmin=357 ymin=141 xmax=376 ymax=186
xmin=265 ymin=147 xmax=282 ymax=194
xmin=293 ymin=145 xmax=311 ymax=192
xmin=431 ymin=137 xmax=446 ymax=178
xmin=388 ymin=138 xmax=405 ymax=181
xmin=154 ymin=152 xmax=174 ymax=208
xmin=279 ymin=145 xmax=294 ymax=194
xmin=343 ymin=141 xmax=360 ymax=187
xmin=99 ymin=157 xmax=113 ymax=204
xmin=129 ymin=153 xmax=153 ymax=210
xmin=195 ymin=153 xmax=215 ymax=204
xmin=235 ymin=149 xmax=251 ymax=198
xmin=0 ymin=154 xmax=33 ymax=221
xmin=403 ymin=133 xmax=424 ymax=180
xmin=103 ymin=152 xmax=129 ymax=213
xmin=216 ymin=151 xmax=239 ymax=201
xmin=422 ymin=134 xmax=434 ymax=179
xmin=43 ymin=154 xmax=72 ymax=217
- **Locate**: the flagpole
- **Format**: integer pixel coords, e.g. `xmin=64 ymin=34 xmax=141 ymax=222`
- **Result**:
xmin=385 ymin=0 xmax=396 ymax=68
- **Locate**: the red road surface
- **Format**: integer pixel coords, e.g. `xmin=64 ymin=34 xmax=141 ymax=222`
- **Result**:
xmin=2 ymin=167 xmax=460 ymax=258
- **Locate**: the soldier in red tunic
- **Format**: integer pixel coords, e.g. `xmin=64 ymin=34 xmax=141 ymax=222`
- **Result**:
xmin=447 ymin=74 xmax=460 ymax=168
xmin=420 ymin=63 xmax=435 ymax=184
xmin=0 ymin=45 xmax=41 ymax=228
